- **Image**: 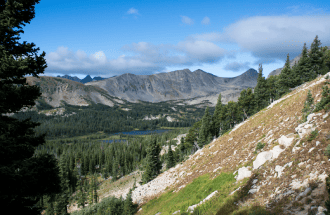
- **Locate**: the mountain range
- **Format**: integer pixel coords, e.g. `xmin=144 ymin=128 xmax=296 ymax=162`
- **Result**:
xmin=85 ymin=68 xmax=258 ymax=103
xmin=56 ymin=74 xmax=105 ymax=83
xmin=28 ymin=68 xmax=258 ymax=108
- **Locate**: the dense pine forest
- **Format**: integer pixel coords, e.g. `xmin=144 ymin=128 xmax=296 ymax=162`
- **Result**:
xmin=11 ymin=99 xmax=213 ymax=139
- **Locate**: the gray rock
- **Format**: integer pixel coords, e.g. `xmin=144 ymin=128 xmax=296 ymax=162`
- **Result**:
xmin=86 ymin=68 xmax=258 ymax=104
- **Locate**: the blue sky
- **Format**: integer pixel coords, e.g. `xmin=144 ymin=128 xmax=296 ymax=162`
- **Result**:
xmin=19 ymin=0 xmax=330 ymax=79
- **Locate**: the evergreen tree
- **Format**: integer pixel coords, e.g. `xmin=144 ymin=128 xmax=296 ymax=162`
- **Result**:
xmin=88 ymin=176 xmax=94 ymax=205
xmin=198 ymin=106 xmax=212 ymax=147
xmin=93 ymin=174 xmax=98 ymax=204
xmin=238 ymin=88 xmax=255 ymax=119
xmin=0 ymin=1 xmax=61 ymax=213
xmin=277 ymin=54 xmax=293 ymax=97
xmin=141 ymin=137 xmax=161 ymax=184
xmin=320 ymin=46 xmax=330 ymax=75
xmin=226 ymin=101 xmax=242 ymax=129
xmin=75 ymin=177 xmax=86 ymax=209
xmin=54 ymin=154 xmax=70 ymax=215
xmin=112 ymin=158 xmax=118 ymax=181
xmin=218 ymin=104 xmax=229 ymax=135
xmin=302 ymin=90 xmax=314 ymax=122
xmin=254 ymin=64 xmax=269 ymax=111
xmin=308 ymin=35 xmax=324 ymax=76
xmin=314 ymin=83 xmax=330 ymax=112
xmin=211 ymin=94 xmax=224 ymax=138
xmin=123 ymin=187 xmax=137 ymax=215
xmin=290 ymin=61 xmax=301 ymax=87
xmin=166 ymin=142 xmax=175 ymax=169
xmin=296 ymin=43 xmax=313 ymax=83
xmin=325 ymin=176 xmax=330 ymax=215
xmin=44 ymin=195 xmax=55 ymax=215
xmin=185 ymin=120 xmax=202 ymax=148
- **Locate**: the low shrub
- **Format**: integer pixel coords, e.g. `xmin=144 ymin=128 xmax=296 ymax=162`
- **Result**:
xmin=254 ymin=142 xmax=265 ymax=154
xmin=325 ymin=145 xmax=330 ymax=157
xmin=308 ymin=129 xmax=319 ymax=142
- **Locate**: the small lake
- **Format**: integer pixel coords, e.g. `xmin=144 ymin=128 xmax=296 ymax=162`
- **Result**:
xmin=110 ymin=129 xmax=172 ymax=136
xmin=102 ymin=139 xmax=127 ymax=143
xmin=101 ymin=129 xmax=172 ymax=143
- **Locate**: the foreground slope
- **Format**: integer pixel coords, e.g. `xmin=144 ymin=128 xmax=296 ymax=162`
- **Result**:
xmin=132 ymin=73 xmax=330 ymax=214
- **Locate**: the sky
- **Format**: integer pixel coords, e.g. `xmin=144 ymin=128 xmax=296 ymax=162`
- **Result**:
xmin=18 ymin=0 xmax=330 ymax=79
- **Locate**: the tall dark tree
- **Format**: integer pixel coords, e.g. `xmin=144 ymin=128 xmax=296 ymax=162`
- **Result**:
xmin=276 ymin=54 xmax=294 ymax=97
xmin=308 ymin=35 xmax=324 ymax=76
xmin=198 ymin=106 xmax=212 ymax=147
xmin=325 ymin=176 xmax=330 ymax=215
xmin=254 ymin=64 xmax=269 ymax=111
xmin=226 ymin=101 xmax=241 ymax=129
xmin=54 ymin=154 xmax=70 ymax=215
xmin=295 ymin=43 xmax=313 ymax=84
xmin=166 ymin=142 xmax=175 ymax=169
xmin=238 ymin=88 xmax=255 ymax=119
xmin=0 ymin=1 xmax=61 ymax=214
xmin=141 ymin=137 xmax=161 ymax=184
xmin=320 ymin=46 xmax=330 ymax=75
xmin=185 ymin=120 xmax=202 ymax=149
xmin=211 ymin=94 xmax=224 ymax=138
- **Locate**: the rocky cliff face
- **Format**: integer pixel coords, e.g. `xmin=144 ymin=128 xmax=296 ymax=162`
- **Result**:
xmin=85 ymin=68 xmax=258 ymax=104
xmin=26 ymin=76 xmax=126 ymax=108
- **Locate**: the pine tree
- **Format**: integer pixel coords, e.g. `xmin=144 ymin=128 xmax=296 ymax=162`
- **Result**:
xmin=302 ymin=90 xmax=314 ymax=122
xmin=141 ymin=137 xmax=161 ymax=184
xmin=0 ymin=1 xmax=61 ymax=213
xmin=325 ymin=176 xmax=330 ymax=215
xmin=291 ymin=61 xmax=301 ymax=87
xmin=254 ymin=64 xmax=269 ymax=111
xmin=226 ymin=101 xmax=241 ymax=129
xmin=93 ymin=174 xmax=98 ymax=204
xmin=54 ymin=154 xmax=70 ymax=215
xmin=308 ymin=35 xmax=324 ymax=76
xmin=198 ymin=106 xmax=212 ymax=147
xmin=320 ymin=46 xmax=330 ymax=75
xmin=185 ymin=120 xmax=202 ymax=148
xmin=166 ymin=142 xmax=175 ymax=169
xmin=211 ymin=94 xmax=224 ymax=138
xmin=87 ymin=174 xmax=94 ymax=205
xmin=296 ymin=43 xmax=313 ymax=83
xmin=75 ymin=176 xmax=86 ymax=209
xmin=238 ymin=88 xmax=255 ymax=119
xmin=277 ymin=54 xmax=293 ymax=97
xmin=123 ymin=187 xmax=137 ymax=215
xmin=112 ymin=158 xmax=119 ymax=181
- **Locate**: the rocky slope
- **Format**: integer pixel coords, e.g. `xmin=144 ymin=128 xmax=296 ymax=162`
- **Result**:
xmin=26 ymin=76 xmax=127 ymax=108
xmin=75 ymin=72 xmax=330 ymax=215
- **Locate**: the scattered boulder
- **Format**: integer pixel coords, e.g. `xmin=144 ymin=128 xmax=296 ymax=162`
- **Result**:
xmin=235 ymin=167 xmax=252 ymax=181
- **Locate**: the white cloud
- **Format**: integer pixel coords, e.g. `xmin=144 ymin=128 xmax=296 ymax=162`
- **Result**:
xmin=127 ymin=8 xmax=139 ymax=15
xmin=181 ymin=15 xmax=194 ymax=25
xmin=193 ymin=15 xmax=330 ymax=63
xmin=224 ymin=61 xmax=250 ymax=72
xmin=45 ymin=15 xmax=330 ymax=77
xmin=45 ymin=39 xmax=228 ymax=77
xmin=201 ymin=16 xmax=210 ymax=25
xmin=177 ymin=40 xmax=225 ymax=63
